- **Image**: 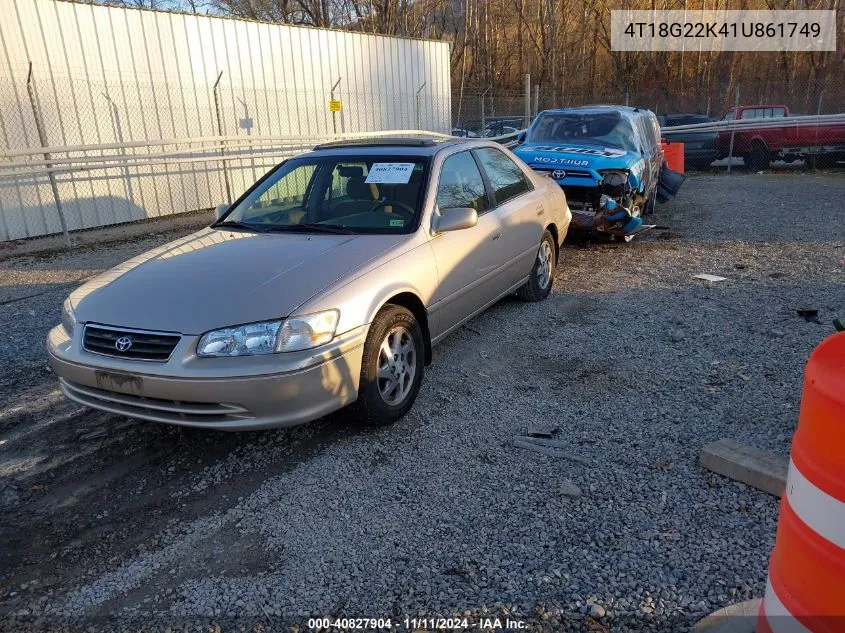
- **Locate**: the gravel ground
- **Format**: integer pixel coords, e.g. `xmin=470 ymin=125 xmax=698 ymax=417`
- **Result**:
xmin=1 ymin=171 xmax=843 ymax=632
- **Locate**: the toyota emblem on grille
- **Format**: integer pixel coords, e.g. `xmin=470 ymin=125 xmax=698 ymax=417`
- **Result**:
xmin=551 ymin=169 xmax=567 ymax=180
xmin=115 ymin=336 xmax=133 ymax=352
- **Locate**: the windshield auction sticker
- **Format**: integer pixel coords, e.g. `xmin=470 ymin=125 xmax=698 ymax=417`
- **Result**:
xmin=366 ymin=163 xmax=415 ymax=184
xmin=611 ymin=10 xmax=835 ymax=52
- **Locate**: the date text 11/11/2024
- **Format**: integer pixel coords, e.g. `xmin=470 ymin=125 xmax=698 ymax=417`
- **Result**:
xmin=306 ymin=617 xmax=527 ymax=630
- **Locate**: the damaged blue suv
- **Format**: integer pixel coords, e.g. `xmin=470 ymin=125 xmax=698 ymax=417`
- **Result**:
xmin=514 ymin=105 xmax=681 ymax=239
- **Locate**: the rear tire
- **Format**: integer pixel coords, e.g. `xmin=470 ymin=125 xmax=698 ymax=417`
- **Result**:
xmin=744 ymin=142 xmax=771 ymax=171
xmin=353 ymin=305 xmax=424 ymax=426
xmin=517 ymin=230 xmax=556 ymax=302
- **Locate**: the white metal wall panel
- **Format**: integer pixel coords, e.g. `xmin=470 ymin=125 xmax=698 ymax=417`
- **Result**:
xmin=0 ymin=0 xmax=452 ymax=241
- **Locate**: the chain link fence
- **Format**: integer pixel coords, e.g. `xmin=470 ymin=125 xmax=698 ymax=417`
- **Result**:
xmin=451 ymin=89 xmax=530 ymax=137
xmin=0 ymin=66 xmax=450 ymax=243
xmin=4 ymin=67 xmax=844 ymax=243
xmin=0 ymin=0 xmax=452 ymax=243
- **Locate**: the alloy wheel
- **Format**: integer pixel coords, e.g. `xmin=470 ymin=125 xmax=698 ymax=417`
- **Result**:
xmin=377 ymin=325 xmax=417 ymax=406
xmin=536 ymin=240 xmax=554 ymax=290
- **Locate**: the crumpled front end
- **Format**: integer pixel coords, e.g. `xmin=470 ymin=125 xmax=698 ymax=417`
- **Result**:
xmin=588 ymin=196 xmax=654 ymax=239
xmin=515 ymin=143 xmax=648 ymax=235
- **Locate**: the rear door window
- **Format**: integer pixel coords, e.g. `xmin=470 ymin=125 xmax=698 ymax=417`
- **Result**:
xmin=474 ymin=147 xmax=531 ymax=205
xmin=436 ymin=151 xmax=489 ymax=214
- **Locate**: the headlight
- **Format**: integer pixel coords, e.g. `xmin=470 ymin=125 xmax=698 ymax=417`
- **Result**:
xmin=61 ymin=298 xmax=77 ymax=336
xmin=196 ymin=310 xmax=339 ymax=357
xmin=197 ymin=320 xmax=282 ymax=357
xmin=277 ymin=310 xmax=339 ymax=352
xmin=598 ymin=170 xmax=630 ymax=198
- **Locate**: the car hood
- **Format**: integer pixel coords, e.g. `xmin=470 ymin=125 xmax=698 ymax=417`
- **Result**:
xmin=515 ymin=142 xmax=639 ymax=171
xmin=70 ymin=228 xmax=408 ymax=334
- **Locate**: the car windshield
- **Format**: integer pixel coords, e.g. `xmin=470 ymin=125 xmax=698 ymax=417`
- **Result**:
xmin=527 ymin=112 xmax=638 ymax=151
xmin=218 ymin=155 xmax=429 ymax=234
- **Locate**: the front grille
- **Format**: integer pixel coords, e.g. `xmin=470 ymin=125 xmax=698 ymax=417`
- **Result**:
xmin=60 ymin=379 xmax=253 ymax=425
xmin=535 ymin=167 xmax=595 ymax=180
xmin=561 ymin=185 xmax=600 ymax=209
xmin=83 ymin=324 xmax=180 ymax=362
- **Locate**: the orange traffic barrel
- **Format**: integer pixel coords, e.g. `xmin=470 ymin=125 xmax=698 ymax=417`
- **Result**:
xmin=661 ymin=140 xmax=685 ymax=174
xmin=758 ymin=332 xmax=845 ymax=633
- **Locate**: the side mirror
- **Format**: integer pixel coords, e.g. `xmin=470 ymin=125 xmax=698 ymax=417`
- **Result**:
xmin=214 ymin=204 xmax=229 ymax=220
xmin=516 ymin=131 xmax=527 ymax=145
xmin=434 ymin=207 xmax=478 ymax=233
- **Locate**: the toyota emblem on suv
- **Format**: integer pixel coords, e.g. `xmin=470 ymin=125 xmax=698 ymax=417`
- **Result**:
xmin=115 ymin=336 xmax=133 ymax=352
xmin=551 ymin=169 xmax=567 ymax=180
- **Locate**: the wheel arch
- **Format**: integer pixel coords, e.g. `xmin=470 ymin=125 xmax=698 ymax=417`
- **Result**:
xmin=545 ymin=222 xmax=560 ymax=262
xmin=380 ymin=291 xmax=432 ymax=365
xmin=749 ymin=136 xmax=770 ymax=152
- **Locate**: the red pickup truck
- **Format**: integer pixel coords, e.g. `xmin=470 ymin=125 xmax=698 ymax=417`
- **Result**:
xmin=715 ymin=105 xmax=845 ymax=170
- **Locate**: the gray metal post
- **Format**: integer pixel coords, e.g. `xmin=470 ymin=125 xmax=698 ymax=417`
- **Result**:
xmin=415 ymin=82 xmax=427 ymax=130
xmin=103 ymin=92 xmax=134 ymax=205
xmin=26 ymin=63 xmax=70 ymax=247
xmin=213 ymin=71 xmax=232 ymax=203
xmin=532 ymin=84 xmax=539 ymax=117
xmin=727 ymin=84 xmax=740 ymax=174
xmin=480 ymin=86 xmax=490 ymax=137
xmin=331 ymin=76 xmax=342 ymax=136
xmin=523 ymin=74 xmax=531 ymax=128
xmin=625 ymin=87 xmax=630 ymax=107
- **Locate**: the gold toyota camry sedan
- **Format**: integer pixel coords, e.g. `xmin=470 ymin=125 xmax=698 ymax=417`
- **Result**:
xmin=48 ymin=138 xmax=571 ymax=430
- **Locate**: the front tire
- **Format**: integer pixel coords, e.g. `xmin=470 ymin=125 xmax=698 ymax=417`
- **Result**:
xmin=353 ymin=305 xmax=424 ymax=426
xmin=517 ymin=230 xmax=556 ymax=302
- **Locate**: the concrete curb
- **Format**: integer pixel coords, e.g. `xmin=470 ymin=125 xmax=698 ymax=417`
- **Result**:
xmin=693 ymin=599 xmax=762 ymax=633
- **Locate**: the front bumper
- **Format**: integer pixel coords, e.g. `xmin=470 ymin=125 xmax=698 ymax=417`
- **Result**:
xmin=47 ymin=324 xmax=366 ymax=430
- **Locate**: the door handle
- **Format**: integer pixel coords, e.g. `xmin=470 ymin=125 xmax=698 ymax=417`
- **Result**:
xmin=537 ymin=206 xmax=545 ymax=216
xmin=492 ymin=232 xmax=502 ymax=241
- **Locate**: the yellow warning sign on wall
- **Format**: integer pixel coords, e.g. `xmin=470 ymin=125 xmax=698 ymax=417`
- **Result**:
xmin=328 ymin=100 xmax=342 ymax=112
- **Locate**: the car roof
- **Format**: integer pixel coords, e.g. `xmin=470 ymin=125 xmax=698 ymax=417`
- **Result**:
xmin=303 ymin=136 xmax=491 ymax=158
xmin=540 ymin=105 xmax=655 ymax=117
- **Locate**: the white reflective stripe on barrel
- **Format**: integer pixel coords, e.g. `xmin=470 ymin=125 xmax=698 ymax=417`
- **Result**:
xmin=786 ymin=458 xmax=845 ymax=550
xmin=763 ymin=578 xmax=812 ymax=633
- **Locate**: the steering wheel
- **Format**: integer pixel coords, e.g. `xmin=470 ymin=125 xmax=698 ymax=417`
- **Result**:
xmin=370 ymin=200 xmax=416 ymax=219
xmin=253 ymin=208 xmax=289 ymax=224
